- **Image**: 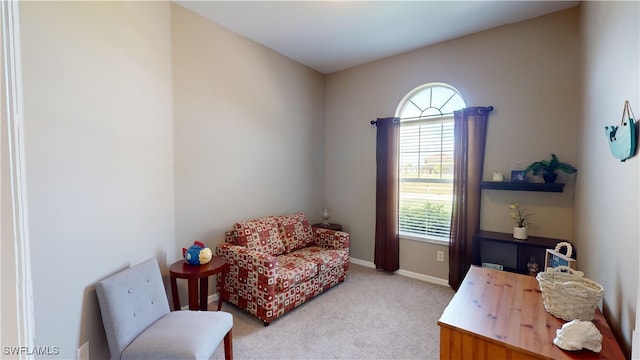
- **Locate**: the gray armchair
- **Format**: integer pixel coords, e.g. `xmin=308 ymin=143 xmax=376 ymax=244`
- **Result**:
xmin=96 ymin=258 xmax=233 ymax=360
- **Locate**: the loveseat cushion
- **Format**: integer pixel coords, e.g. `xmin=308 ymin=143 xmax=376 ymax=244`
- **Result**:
xmin=232 ymin=217 xmax=285 ymax=256
xmin=276 ymin=213 xmax=314 ymax=253
xmin=289 ymin=246 xmax=349 ymax=273
xmin=276 ymin=254 xmax=318 ymax=292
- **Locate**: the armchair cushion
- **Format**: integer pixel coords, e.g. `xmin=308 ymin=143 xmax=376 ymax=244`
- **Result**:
xmin=121 ymin=311 xmax=232 ymax=360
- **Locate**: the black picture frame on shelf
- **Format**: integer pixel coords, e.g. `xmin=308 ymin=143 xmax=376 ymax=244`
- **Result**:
xmin=511 ymin=170 xmax=526 ymax=183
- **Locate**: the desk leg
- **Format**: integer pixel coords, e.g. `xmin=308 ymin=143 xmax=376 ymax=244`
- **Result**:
xmin=200 ymin=277 xmax=208 ymax=311
xmin=187 ymin=278 xmax=198 ymax=311
xmin=170 ymin=277 xmax=180 ymax=311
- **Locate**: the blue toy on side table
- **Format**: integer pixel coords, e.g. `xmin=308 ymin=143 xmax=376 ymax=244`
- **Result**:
xmin=182 ymin=241 xmax=212 ymax=265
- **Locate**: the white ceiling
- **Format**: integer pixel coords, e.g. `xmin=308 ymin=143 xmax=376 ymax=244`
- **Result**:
xmin=174 ymin=1 xmax=580 ymax=74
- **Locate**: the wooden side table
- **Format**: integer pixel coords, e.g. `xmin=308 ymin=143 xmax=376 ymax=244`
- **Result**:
xmin=312 ymin=223 xmax=343 ymax=231
xmin=169 ymin=256 xmax=228 ymax=311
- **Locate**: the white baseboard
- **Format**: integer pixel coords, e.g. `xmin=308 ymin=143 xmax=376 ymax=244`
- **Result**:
xmin=349 ymin=257 xmax=376 ymax=268
xmin=349 ymin=257 xmax=450 ymax=287
xmin=182 ymin=294 xmax=220 ymax=310
xmin=396 ymin=268 xmax=450 ymax=287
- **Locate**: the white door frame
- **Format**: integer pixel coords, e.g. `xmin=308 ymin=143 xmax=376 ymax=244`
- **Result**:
xmin=2 ymin=1 xmax=35 ymax=358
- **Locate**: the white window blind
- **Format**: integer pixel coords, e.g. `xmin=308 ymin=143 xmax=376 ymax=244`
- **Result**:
xmin=399 ymin=118 xmax=454 ymax=240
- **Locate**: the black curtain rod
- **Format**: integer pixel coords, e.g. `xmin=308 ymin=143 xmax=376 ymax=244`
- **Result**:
xmin=371 ymin=113 xmax=448 ymax=125
xmin=370 ymin=117 xmax=400 ymax=126
xmin=370 ymin=106 xmax=494 ymax=125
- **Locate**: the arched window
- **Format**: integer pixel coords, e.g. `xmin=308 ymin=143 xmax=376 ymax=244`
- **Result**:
xmin=396 ymin=83 xmax=466 ymax=242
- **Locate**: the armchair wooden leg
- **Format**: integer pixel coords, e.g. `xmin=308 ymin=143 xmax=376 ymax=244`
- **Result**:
xmin=224 ymin=329 xmax=233 ymax=360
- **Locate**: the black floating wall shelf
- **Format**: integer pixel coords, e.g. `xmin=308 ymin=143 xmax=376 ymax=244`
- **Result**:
xmin=479 ymin=181 xmax=564 ymax=192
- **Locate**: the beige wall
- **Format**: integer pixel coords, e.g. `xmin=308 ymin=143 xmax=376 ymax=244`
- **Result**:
xmin=577 ymin=1 xmax=639 ymax=354
xmin=20 ymin=2 xmax=175 ymax=358
xmin=171 ymin=5 xmax=325 ymax=254
xmin=325 ymin=8 xmax=580 ymax=278
xmin=16 ymin=2 xmax=326 ymax=359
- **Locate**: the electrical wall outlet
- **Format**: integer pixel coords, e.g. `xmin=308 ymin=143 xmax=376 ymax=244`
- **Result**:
xmin=437 ymin=250 xmax=445 ymax=262
xmin=77 ymin=341 xmax=89 ymax=360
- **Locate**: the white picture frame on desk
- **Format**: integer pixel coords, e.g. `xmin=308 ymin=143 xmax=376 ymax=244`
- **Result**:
xmin=544 ymin=249 xmax=576 ymax=271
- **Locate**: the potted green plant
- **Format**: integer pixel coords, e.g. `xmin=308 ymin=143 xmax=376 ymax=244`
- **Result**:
xmin=526 ymin=154 xmax=577 ymax=183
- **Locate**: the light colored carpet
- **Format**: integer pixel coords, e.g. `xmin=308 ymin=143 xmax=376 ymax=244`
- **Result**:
xmin=210 ymin=263 xmax=455 ymax=360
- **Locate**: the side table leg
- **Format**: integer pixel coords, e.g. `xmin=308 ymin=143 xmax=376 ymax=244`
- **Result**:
xmin=170 ymin=277 xmax=180 ymax=311
xmin=188 ymin=278 xmax=198 ymax=311
xmin=200 ymin=277 xmax=208 ymax=311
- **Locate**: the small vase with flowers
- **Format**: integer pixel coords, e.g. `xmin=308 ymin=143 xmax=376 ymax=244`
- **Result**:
xmin=510 ymin=201 xmax=533 ymax=240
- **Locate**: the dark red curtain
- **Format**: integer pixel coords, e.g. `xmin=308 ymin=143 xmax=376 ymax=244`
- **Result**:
xmin=374 ymin=117 xmax=400 ymax=272
xmin=449 ymin=106 xmax=493 ymax=290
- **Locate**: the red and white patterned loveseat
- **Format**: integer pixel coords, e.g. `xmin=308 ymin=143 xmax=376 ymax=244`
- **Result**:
xmin=216 ymin=213 xmax=350 ymax=325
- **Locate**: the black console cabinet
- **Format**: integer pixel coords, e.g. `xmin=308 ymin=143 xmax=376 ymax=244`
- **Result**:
xmin=472 ymin=230 xmax=575 ymax=275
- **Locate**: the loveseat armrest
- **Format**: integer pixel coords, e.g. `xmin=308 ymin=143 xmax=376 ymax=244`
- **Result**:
xmin=312 ymin=228 xmax=350 ymax=251
xmin=216 ymin=243 xmax=278 ymax=294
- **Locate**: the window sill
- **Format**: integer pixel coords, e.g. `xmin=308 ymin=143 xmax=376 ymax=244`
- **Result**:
xmin=399 ymin=233 xmax=449 ymax=246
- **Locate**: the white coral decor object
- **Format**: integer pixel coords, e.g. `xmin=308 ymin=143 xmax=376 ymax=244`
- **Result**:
xmin=553 ymin=320 xmax=603 ymax=352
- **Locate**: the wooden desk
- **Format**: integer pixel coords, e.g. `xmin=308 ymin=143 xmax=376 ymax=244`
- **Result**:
xmin=438 ymin=266 xmax=624 ymax=359
xmin=169 ymin=257 xmax=228 ymax=311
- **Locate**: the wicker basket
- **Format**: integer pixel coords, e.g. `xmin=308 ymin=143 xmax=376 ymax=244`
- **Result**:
xmin=536 ymin=265 xmax=604 ymax=321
